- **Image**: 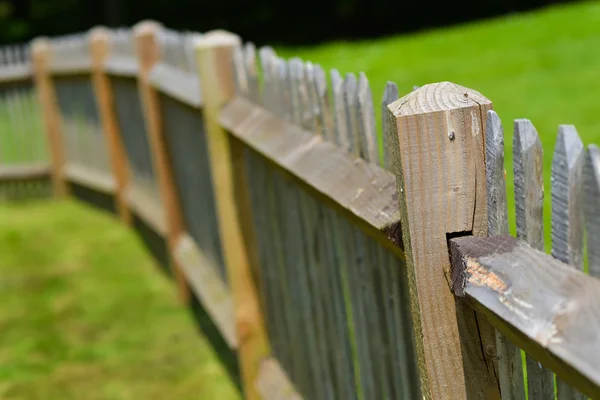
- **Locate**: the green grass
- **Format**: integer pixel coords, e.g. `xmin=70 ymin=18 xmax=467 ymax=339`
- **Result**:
xmin=0 ymin=199 xmax=241 ymax=400
xmin=280 ymin=0 xmax=600 ymax=244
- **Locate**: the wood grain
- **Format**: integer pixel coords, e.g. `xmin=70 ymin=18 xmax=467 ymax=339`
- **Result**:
xmin=512 ymin=118 xmax=554 ymax=397
xmin=387 ymin=82 xmax=499 ymax=399
xmin=450 ymin=235 xmax=600 ymax=399
xmin=551 ymin=125 xmax=586 ymax=400
xmin=196 ymin=32 xmax=269 ymax=400
xmin=90 ymin=27 xmax=132 ymax=224
xmin=219 ymin=97 xmax=403 ymax=246
xmin=134 ymin=20 xmax=189 ymax=301
xmin=485 ymin=110 xmax=525 ymax=400
xmin=381 ymin=81 xmax=398 ymax=172
xmin=584 ymin=144 xmax=600 ymax=278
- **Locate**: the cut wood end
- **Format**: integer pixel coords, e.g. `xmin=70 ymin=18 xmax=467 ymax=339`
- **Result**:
xmin=89 ymin=27 xmax=111 ymax=43
xmin=388 ymin=81 xmax=491 ymax=117
xmin=133 ymin=20 xmax=163 ymax=37
xmin=31 ymin=37 xmax=50 ymax=54
xmin=514 ymin=118 xmax=541 ymax=151
xmin=193 ymin=30 xmax=241 ymax=49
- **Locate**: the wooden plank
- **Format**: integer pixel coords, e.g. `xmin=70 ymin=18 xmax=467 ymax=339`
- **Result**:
xmin=219 ymin=97 xmax=402 ymax=240
xmin=124 ymin=183 xmax=167 ymax=236
xmin=244 ymin=42 xmax=259 ymax=104
xmin=584 ymin=144 xmax=600 ymax=277
xmin=512 ymin=118 xmax=554 ymax=397
xmin=0 ymin=64 xmax=32 ymax=84
xmin=330 ymin=69 xmax=349 ymax=150
xmin=381 ymin=81 xmax=399 ymax=172
xmin=0 ymin=163 xmax=51 ymax=181
xmin=450 ymin=235 xmax=600 ymax=399
xmin=196 ymin=31 xmax=269 ymax=400
xmin=64 ymin=163 xmax=116 ymax=194
xmin=551 ymin=125 xmax=586 ymax=400
xmin=485 ymin=110 xmax=525 ymax=400
xmin=387 ymin=82 xmax=500 ymax=399
xmin=255 ymin=358 xmax=303 ymax=400
xmin=148 ymin=63 xmax=202 ymax=108
xmin=31 ymin=38 xmax=69 ymax=196
xmin=357 ymin=72 xmax=378 ymax=164
xmin=343 ymin=72 xmax=359 ymax=156
xmin=134 ymin=20 xmax=189 ymax=301
xmin=90 ymin=27 xmax=132 ymax=224
xmin=308 ymin=63 xmax=333 ymax=141
xmin=174 ymin=234 xmax=237 ymax=348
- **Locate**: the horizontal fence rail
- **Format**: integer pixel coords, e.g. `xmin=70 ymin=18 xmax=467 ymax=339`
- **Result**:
xmin=1 ymin=20 xmax=600 ymax=400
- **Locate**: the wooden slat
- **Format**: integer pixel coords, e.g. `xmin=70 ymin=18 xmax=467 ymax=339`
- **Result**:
xmin=387 ymin=82 xmax=499 ymax=399
xmin=31 ymin=38 xmax=69 ymax=196
xmin=450 ymin=235 xmax=600 ymax=399
xmin=64 ymin=163 xmax=116 ymax=194
xmin=148 ymin=63 xmax=202 ymax=108
xmin=124 ymin=183 xmax=167 ymax=235
xmin=584 ymin=144 xmax=600 ymax=277
xmin=513 ymin=118 xmax=554 ymax=397
xmin=357 ymin=72 xmax=378 ymax=164
xmin=0 ymin=163 xmax=51 ymax=181
xmin=0 ymin=64 xmax=32 ymax=84
xmin=90 ymin=27 xmax=132 ymax=224
xmin=343 ymin=72 xmax=359 ymax=156
xmin=255 ymin=358 xmax=303 ymax=400
xmin=49 ymin=58 xmax=93 ymax=75
xmin=196 ymin=32 xmax=269 ymax=400
xmin=551 ymin=125 xmax=586 ymax=400
xmin=104 ymin=57 xmax=139 ymax=77
xmin=174 ymin=234 xmax=237 ymax=348
xmin=219 ymin=97 xmax=402 ymax=242
xmin=381 ymin=81 xmax=398 ymax=171
xmin=135 ymin=21 xmax=190 ymax=301
xmin=485 ymin=110 xmax=525 ymax=400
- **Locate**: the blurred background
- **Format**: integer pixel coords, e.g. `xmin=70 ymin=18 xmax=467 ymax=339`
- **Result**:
xmin=0 ymin=0 xmax=580 ymax=45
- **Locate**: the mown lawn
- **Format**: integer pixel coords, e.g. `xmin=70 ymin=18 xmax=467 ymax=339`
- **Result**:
xmin=0 ymin=199 xmax=241 ymax=400
xmin=282 ymin=0 xmax=600 ymax=245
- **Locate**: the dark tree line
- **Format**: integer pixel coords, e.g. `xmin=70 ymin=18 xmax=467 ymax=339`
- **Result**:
xmin=0 ymin=0 xmax=576 ymax=45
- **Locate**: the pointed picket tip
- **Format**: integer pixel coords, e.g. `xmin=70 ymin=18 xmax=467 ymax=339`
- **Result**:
xmin=382 ymin=81 xmax=399 ymax=106
xmin=388 ymin=81 xmax=491 ymax=117
xmin=357 ymin=72 xmax=369 ymax=95
xmin=330 ymin=68 xmax=342 ymax=88
xmin=555 ymin=125 xmax=584 ymax=169
xmin=486 ymin=110 xmax=504 ymax=149
xmin=514 ymin=119 xmax=542 ymax=152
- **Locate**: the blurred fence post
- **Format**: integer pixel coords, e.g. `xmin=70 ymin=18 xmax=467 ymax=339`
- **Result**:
xmin=386 ymin=82 xmax=501 ymax=399
xmin=90 ymin=27 xmax=132 ymax=224
xmin=31 ymin=38 xmax=68 ymax=196
xmin=195 ymin=31 xmax=269 ymax=400
xmin=133 ymin=21 xmax=189 ymax=302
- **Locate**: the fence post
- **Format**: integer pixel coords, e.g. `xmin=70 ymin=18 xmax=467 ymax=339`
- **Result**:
xmin=31 ymin=38 xmax=68 ymax=196
xmin=195 ymin=31 xmax=269 ymax=400
xmin=387 ymin=82 xmax=501 ymax=399
xmin=133 ymin=21 xmax=189 ymax=302
xmin=90 ymin=27 xmax=132 ymax=224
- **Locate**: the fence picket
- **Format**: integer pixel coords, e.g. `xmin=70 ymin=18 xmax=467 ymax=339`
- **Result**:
xmin=244 ymin=42 xmax=259 ymax=104
xmin=342 ymin=73 xmax=359 ymax=156
xmin=513 ymin=118 xmax=554 ymax=398
xmin=381 ymin=81 xmax=398 ymax=171
xmin=259 ymin=46 xmax=276 ymax=113
xmin=584 ymin=144 xmax=600 ymax=277
xmin=232 ymin=45 xmax=248 ymax=98
xmin=551 ymin=125 xmax=586 ymax=400
xmin=330 ymin=69 xmax=349 ymax=151
xmin=486 ymin=110 xmax=525 ymax=400
xmin=356 ymin=72 xmax=377 ymax=164
xmin=308 ymin=64 xmax=332 ymax=141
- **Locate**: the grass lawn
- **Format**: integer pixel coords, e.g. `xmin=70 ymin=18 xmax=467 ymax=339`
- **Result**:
xmin=0 ymin=199 xmax=241 ymax=400
xmin=281 ymin=0 xmax=600 ymax=246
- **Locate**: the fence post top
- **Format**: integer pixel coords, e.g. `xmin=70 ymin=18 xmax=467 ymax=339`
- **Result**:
xmin=31 ymin=37 xmax=51 ymax=54
xmin=388 ymin=81 xmax=491 ymax=117
xmin=194 ymin=30 xmax=241 ymax=50
xmin=133 ymin=20 xmax=164 ymax=37
xmin=89 ymin=26 xmax=111 ymax=42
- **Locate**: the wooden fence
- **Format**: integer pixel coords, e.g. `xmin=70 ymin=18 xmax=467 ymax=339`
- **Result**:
xmin=1 ymin=20 xmax=600 ymax=400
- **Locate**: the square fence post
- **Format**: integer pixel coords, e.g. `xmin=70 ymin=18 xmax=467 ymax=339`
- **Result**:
xmin=90 ymin=27 xmax=132 ymax=224
xmin=31 ymin=38 xmax=69 ymax=197
xmin=195 ymin=31 xmax=269 ymax=400
xmin=133 ymin=21 xmax=190 ymax=302
xmin=387 ymin=82 xmax=501 ymax=399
